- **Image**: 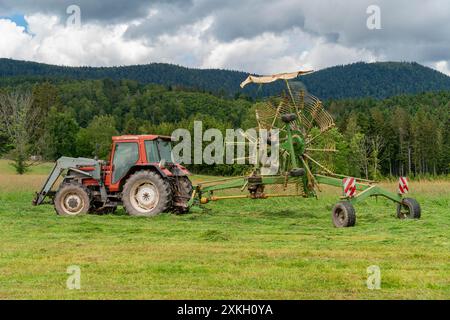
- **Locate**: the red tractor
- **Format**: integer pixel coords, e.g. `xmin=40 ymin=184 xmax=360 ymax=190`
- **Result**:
xmin=33 ymin=135 xmax=193 ymax=216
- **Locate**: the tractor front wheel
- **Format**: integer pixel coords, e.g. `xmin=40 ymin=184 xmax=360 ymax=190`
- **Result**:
xmin=122 ymin=170 xmax=172 ymax=217
xmin=54 ymin=183 xmax=90 ymax=216
xmin=397 ymin=198 xmax=421 ymax=219
xmin=332 ymin=201 xmax=356 ymax=228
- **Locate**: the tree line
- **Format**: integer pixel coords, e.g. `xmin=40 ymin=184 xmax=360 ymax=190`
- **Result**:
xmin=0 ymin=79 xmax=448 ymax=178
xmin=328 ymin=92 xmax=449 ymax=178
xmin=2 ymin=58 xmax=450 ymax=100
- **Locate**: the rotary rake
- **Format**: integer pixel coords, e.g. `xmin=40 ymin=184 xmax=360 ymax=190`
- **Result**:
xmin=189 ymin=71 xmax=421 ymax=227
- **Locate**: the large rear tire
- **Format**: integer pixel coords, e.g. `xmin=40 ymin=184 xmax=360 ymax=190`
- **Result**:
xmin=54 ymin=183 xmax=90 ymax=216
xmin=397 ymin=198 xmax=421 ymax=219
xmin=332 ymin=201 xmax=356 ymax=228
xmin=172 ymin=176 xmax=193 ymax=214
xmin=122 ymin=171 xmax=172 ymax=216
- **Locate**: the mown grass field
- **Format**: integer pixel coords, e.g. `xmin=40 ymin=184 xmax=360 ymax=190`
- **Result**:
xmin=0 ymin=159 xmax=449 ymax=299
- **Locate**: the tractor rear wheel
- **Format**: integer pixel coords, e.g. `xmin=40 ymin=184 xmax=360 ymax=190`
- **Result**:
xmin=172 ymin=176 xmax=193 ymax=214
xmin=122 ymin=170 xmax=172 ymax=217
xmin=397 ymin=198 xmax=421 ymax=219
xmin=54 ymin=183 xmax=90 ymax=216
xmin=332 ymin=201 xmax=356 ymax=227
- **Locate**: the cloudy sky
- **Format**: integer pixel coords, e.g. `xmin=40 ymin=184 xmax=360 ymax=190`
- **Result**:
xmin=0 ymin=0 xmax=449 ymax=75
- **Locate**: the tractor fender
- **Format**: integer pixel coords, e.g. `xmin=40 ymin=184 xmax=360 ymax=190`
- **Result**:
xmin=134 ymin=164 xmax=172 ymax=177
xmin=119 ymin=164 xmax=170 ymax=189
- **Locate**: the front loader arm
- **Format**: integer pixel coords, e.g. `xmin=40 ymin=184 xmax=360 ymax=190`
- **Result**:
xmin=32 ymin=157 xmax=100 ymax=206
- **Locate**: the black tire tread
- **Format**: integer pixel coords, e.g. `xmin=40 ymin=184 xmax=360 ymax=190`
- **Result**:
xmin=54 ymin=182 xmax=91 ymax=216
xmin=122 ymin=170 xmax=172 ymax=216
xmin=397 ymin=197 xmax=421 ymax=219
xmin=332 ymin=201 xmax=356 ymax=227
xmin=172 ymin=176 xmax=193 ymax=214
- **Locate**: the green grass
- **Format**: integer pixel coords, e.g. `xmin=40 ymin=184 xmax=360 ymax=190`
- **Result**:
xmin=0 ymin=159 xmax=55 ymax=175
xmin=0 ymin=160 xmax=449 ymax=299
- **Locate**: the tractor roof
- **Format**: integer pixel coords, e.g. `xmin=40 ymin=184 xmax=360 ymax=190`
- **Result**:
xmin=112 ymin=134 xmax=172 ymax=141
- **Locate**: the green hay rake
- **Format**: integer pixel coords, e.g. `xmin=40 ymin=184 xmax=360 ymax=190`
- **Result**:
xmin=189 ymin=71 xmax=421 ymax=227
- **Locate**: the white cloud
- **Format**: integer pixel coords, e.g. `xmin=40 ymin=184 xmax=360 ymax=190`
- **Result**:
xmin=0 ymin=14 xmax=152 ymax=66
xmin=0 ymin=14 xmax=218 ymax=68
xmin=0 ymin=2 xmax=449 ymax=77
xmin=301 ymin=40 xmax=380 ymax=70
xmin=434 ymin=61 xmax=450 ymax=76
xmin=202 ymin=32 xmax=305 ymax=74
xmin=0 ymin=19 xmax=34 ymax=60
xmin=202 ymin=28 xmax=380 ymax=74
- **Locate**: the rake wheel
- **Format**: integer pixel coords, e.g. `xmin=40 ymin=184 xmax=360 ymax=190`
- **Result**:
xmin=249 ymin=80 xmax=337 ymax=195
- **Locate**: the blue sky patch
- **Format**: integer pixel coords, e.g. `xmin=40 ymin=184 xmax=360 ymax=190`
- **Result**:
xmin=0 ymin=14 xmax=29 ymax=32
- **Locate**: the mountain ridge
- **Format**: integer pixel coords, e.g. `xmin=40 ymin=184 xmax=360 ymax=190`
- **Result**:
xmin=1 ymin=58 xmax=449 ymax=99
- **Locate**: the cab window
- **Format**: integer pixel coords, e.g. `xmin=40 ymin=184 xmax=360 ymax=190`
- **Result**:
xmin=112 ymin=142 xmax=139 ymax=183
xmin=158 ymin=140 xmax=173 ymax=162
xmin=145 ymin=139 xmax=173 ymax=163
xmin=145 ymin=140 xmax=159 ymax=163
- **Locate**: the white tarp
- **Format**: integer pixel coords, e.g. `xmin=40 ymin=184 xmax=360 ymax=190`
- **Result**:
xmin=240 ymin=70 xmax=313 ymax=88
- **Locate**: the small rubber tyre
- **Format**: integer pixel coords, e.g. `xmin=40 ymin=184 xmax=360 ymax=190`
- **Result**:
xmin=122 ymin=170 xmax=172 ymax=217
xmin=54 ymin=183 xmax=90 ymax=216
xmin=332 ymin=201 xmax=356 ymax=228
xmin=397 ymin=198 xmax=421 ymax=219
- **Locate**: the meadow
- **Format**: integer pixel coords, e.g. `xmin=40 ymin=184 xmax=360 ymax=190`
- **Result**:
xmin=0 ymin=159 xmax=449 ymax=299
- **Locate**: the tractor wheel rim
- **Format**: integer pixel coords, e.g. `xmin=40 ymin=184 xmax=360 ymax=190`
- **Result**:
xmin=131 ymin=182 xmax=159 ymax=213
xmin=399 ymin=204 xmax=410 ymax=218
xmin=62 ymin=193 xmax=84 ymax=215
xmin=335 ymin=208 xmax=345 ymax=224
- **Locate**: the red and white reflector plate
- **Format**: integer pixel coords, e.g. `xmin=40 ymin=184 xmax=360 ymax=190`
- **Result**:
xmin=398 ymin=177 xmax=409 ymax=194
xmin=343 ymin=177 xmax=356 ymax=197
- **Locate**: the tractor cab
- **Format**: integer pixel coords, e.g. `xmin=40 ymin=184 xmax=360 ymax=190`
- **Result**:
xmin=106 ymin=135 xmax=189 ymax=192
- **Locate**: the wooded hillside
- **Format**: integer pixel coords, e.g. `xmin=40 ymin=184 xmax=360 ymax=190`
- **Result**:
xmin=1 ymin=59 xmax=450 ymax=99
xmin=0 ymin=78 xmax=448 ymax=177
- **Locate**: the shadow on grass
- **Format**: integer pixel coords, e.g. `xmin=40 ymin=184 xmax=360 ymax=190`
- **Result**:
xmin=200 ymin=229 xmax=230 ymax=241
xmin=258 ymin=209 xmax=319 ymax=219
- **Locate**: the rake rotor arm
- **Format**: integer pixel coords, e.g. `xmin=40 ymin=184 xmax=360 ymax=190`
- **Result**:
xmin=189 ymin=174 xmax=309 ymax=206
xmin=314 ymin=174 xmax=403 ymax=204
xmin=198 ymin=175 xmax=301 ymax=194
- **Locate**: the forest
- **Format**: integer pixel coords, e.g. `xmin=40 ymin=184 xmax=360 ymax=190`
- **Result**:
xmin=0 ymin=78 xmax=448 ymax=179
xmin=2 ymin=58 xmax=450 ymax=99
